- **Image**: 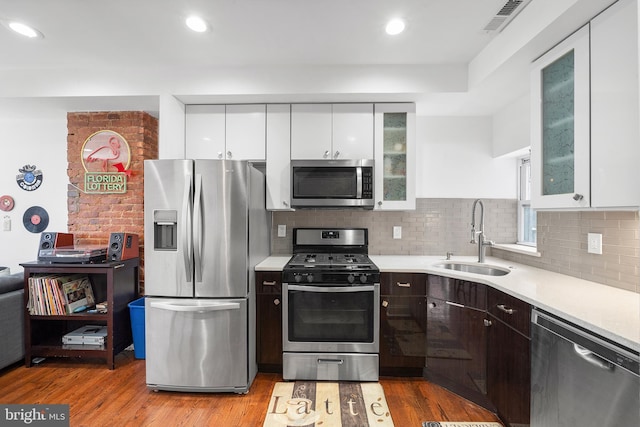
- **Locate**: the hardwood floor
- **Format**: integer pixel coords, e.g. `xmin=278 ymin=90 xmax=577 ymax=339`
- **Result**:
xmin=0 ymin=352 xmax=501 ymax=426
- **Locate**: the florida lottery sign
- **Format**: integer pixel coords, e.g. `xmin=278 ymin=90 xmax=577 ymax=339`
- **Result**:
xmin=81 ymin=130 xmax=131 ymax=194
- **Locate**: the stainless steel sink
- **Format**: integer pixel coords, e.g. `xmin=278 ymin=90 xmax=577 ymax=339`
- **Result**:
xmin=433 ymin=262 xmax=510 ymax=276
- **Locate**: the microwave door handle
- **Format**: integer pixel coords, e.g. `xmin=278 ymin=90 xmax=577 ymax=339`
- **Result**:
xmin=193 ymin=174 xmax=203 ymax=283
xmin=181 ymin=174 xmax=193 ymax=282
xmin=356 ymin=167 xmax=363 ymax=198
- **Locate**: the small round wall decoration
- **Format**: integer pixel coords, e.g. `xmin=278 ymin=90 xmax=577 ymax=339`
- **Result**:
xmin=22 ymin=206 xmax=49 ymax=233
xmin=0 ymin=195 xmax=14 ymax=212
xmin=16 ymin=164 xmax=43 ymax=191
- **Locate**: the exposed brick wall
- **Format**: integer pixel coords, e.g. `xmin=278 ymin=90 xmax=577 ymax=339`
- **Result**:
xmin=67 ymin=111 xmax=158 ymax=292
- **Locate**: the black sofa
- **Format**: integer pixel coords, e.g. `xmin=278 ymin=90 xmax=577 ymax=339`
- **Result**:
xmin=0 ymin=270 xmax=25 ymax=370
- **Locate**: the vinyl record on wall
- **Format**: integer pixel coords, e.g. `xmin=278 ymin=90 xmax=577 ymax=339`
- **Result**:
xmin=0 ymin=195 xmax=14 ymax=212
xmin=23 ymin=206 xmax=49 ymax=233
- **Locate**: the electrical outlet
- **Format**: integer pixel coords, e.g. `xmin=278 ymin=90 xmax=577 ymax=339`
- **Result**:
xmin=393 ymin=226 xmax=402 ymax=239
xmin=277 ymin=224 xmax=286 ymax=237
xmin=587 ymin=233 xmax=602 ymax=254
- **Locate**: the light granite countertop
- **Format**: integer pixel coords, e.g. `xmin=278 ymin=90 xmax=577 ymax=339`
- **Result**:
xmin=255 ymin=254 xmax=640 ymax=352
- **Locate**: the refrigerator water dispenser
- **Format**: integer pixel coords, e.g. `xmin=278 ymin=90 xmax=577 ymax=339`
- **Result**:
xmin=153 ymin=210 xmax=177 ymax=250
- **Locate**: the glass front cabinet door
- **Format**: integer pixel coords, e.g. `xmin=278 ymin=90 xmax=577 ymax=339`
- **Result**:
xmin=374 ymin=103 xmax=416 ymax=210
xmin=530 ymin=25 xmax=590 ymax=209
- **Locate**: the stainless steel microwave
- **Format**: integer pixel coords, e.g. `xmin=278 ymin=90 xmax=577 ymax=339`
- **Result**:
xmin=291 ymin=159 xmax=374 ymax=208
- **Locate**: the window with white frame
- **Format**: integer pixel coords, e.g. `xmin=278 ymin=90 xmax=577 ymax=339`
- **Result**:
xmin=518 ymin=155 xmax=537 ymax=246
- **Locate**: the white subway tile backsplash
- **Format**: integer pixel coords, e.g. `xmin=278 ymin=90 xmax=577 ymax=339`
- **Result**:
xmin=271 ymin=200 xmax=639 ymax=293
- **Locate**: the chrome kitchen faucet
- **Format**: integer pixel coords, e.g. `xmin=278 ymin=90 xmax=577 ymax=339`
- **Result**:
xmin=470 ymin=199 xmax=494 ymax=263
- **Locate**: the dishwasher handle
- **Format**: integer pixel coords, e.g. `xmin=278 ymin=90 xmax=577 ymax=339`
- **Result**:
xmin=532 ymin=308 xmax=639 ymax=377
xmin=574 ymin=344 xmax=615 ymax=371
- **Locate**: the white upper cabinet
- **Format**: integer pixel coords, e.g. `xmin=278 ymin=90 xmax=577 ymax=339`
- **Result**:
xmin=290 ymin=104 xmax=332 ymax=159
xmin=225 ymin=104 xmax=266 ymax=161
xmin=331 ymin=103 xmax=374 ymax=159
xmin=590 ymin=0 xmax=639 ymax=208
xmin=185 ymin=105 xmax=225 ymax=160
xmin=185 ymin=104 xmax=266 ymax=160
xmin=266 ymin=104 xmax=293 ymax=210
xmin=291 ymin=103 xmax=373 ymax=160
xmin=530 ymin=25 xmax=590 ymax=209
xmin=531 ymin=0 xmax=640 ymax=210
xmin=373 ymin=103 xmax=416 ymax=211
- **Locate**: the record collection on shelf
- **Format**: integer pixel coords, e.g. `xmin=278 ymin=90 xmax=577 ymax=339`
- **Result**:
xmin=27 ymin=273 xmax=96 ymax=315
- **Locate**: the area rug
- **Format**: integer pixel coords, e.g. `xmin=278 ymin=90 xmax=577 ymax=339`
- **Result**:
xmin=264 ymin=381 xmax=394 ymax=427
xmin=422 ymin=422 xmax=503 ymax=427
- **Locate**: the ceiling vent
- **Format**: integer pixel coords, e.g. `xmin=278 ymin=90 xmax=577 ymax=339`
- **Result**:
xmin=483 ymin=0 xmax=532 ymax=32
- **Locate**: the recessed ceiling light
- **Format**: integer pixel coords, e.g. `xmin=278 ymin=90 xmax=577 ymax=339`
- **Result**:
xmin=385 ymin=18 xmax=406 ymax=36
xmin=8 ymin=21 xmax=43 ymax=38
xmin=186 ymin=15 xmax=208 ymax=33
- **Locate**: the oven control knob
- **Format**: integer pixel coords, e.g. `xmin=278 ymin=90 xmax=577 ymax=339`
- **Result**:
xmin=359 ymin=274 xmax=368 ymax=284
xmin=306 ymin=274 xmax=314 ymax=283
xmin=294 ymin=274 xmax=302 ymax=283
xmin=348 ymin=274 xmax=355 ymax=284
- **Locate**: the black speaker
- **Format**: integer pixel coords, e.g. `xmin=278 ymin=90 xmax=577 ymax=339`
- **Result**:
xmin=108 ymin=233 xmax=139 ymax=261
xmin=39 ymin=232 xmax=74 ymax=251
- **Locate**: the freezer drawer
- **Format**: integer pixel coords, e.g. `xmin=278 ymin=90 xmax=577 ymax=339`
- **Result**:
xmin=145 ymin=297 xmax=252 ymax=393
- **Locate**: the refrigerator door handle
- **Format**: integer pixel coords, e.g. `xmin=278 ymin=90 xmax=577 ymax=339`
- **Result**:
xmin=193 ymin=173 xmax=203 ymax=282
xmin=181 ymin=174 xmax=193 ymax=282
xmin=150 ymin=301 xmax=241 ymax=312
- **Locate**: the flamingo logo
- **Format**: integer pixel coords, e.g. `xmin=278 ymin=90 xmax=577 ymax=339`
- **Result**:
xmin=81 ymin=130 xmax=130 ymax=174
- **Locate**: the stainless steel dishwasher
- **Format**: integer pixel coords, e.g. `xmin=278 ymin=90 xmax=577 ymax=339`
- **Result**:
xmin=531 ymin=309 xmax=639 ymax=426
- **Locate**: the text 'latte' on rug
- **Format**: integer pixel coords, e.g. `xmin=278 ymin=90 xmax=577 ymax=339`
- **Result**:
xmin=264 ymin=381 xmax=394 ymax=427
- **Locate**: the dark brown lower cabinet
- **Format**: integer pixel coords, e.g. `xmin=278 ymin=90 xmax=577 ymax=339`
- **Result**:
xmin=425 ymin=296 xmax=488 ymax=401
xmin=486 ymin=287 xmax=531 ymax=427
xmin=379 ymin=272 xmax=427 ymax=376
xmin=255 ymin=271 xmax=282 ymax=372
xmin=424 ymin=274 xmax=490 ymax=407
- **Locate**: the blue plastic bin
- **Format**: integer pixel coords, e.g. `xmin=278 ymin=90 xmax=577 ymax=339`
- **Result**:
xmin=128 ymin=297 xmax=146 ymax=359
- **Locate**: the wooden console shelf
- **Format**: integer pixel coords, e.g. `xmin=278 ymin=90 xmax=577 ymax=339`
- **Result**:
xmin=21 ymin=258 xmax=139 ymax=370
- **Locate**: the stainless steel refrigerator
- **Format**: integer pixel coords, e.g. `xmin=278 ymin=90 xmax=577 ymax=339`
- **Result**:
xmin=143 ymin=159 xmax=270 ymax=393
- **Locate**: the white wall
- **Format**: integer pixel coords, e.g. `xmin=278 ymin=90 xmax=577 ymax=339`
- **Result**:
xmin=158 ymin=95 xmax=186 ymax=159
xmin=492 ymin=95 xmax=531 ymax=157
xmin=416 ymin=116 xmax=517 ymax=199
xmin=0 ymin=106 xmax=69 ymax=273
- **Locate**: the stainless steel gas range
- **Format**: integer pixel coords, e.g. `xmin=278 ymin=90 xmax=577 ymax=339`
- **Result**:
xmin=282 ymin=228 xmax=380 ymax=382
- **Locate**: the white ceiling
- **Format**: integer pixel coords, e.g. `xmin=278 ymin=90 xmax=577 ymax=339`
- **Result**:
xmin=1 ymin=0 xmax=508 ymax=68
xmin=0 ymin=0 xmax=617 ymax=116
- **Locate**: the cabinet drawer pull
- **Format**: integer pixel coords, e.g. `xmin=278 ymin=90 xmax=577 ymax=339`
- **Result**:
xmin=381 ymin=300 xmax=389 ymax=308
xmin=497 ymin=304 xmax=515 ymax=315
xmin=396 ymin=282 xmax=411 ymax=288
xmin=262 ymin=281 xmax=277 ymax=286
xmin=273 ymin=298 xmax=280 ymax=306
xmin=445 ymin=301 xmax=464 ymax=308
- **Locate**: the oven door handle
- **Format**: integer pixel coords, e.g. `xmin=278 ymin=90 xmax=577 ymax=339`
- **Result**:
xmin=286 ymin=284 xmax=376 ymax=293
